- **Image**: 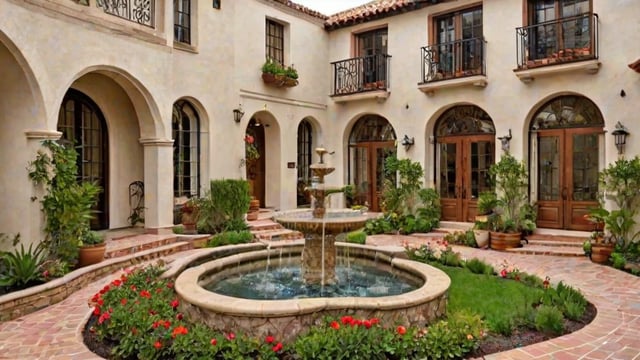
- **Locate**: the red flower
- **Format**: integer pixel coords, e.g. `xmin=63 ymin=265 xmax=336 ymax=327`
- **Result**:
xmin=330 ymin=321 xmax=340 ymax=330
xmin=500 ymin=269 xmax=507 ymax=278
xmin=265 ymin=335 xmax=275 ymax=344
xmin=163 ymin=320 xmax=171 ymax=329
xmin=176 ymin=313 xmax=184 ymax=320
xmin=111 ymin=279 xmax=121 ymax=287
xmin=170 ymin=299 xmax=179 ymax=308
xmin=363 ymin=320 xmax=372 ymax=329
xmin=152 ymin=321 xmax=161 ymax=329
xmin=167 ymin=282 xmax=174 ymax=289
xmin=341 ymin=315 xmax=353 ymax=325
xmin=272 ymin=342 xmax=283 ymax=352
xmin=98 ymin=312 xmax=110 ymax=325
xmin=226 ymin=332 xmax=236 ymax=341
xmin=140 ymin=290 xmax=151 ymax=298
xmin=171 ymin=326 xmax=188 ymax=338
xmin=370 ymin=317 xmax=380 ymax=325
xmin=120 ymin=298 xmax=128 ymax=306
xmin=397 ymin=325 xmax=407 ymax=335
xmin=97 ymin=298 xmax=104 ymax=306
xmin=245 ymin=135 xmax=255 ymax=144
xmin=93 ymin=306 xmax=101 ymax=316
xmin=210 ymin=338 xmax=218 ymax=346
xmin=154 ymin=341 xmax=162 ymax=349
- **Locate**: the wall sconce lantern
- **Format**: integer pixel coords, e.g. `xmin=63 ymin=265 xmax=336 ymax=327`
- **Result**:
xmin=612 ymin=121 xmax=629 ymax=155
xmin=233 ymin=105 xmax=244 ymax=123
xmin=401 ymin=135 xmax=415 ymax=150
xmin=497 ymin=129 xmax=512 ymax=152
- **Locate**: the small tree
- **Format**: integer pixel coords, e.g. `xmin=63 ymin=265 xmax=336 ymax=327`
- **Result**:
xmin=195 ymin=179 xmax=251 ymax=234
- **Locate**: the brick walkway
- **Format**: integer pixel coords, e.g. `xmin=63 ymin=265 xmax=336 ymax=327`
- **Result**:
xmin=1 ymin=234 xmax=639 ymax=359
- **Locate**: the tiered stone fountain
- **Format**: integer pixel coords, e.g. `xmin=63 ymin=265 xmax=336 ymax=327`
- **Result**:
xmin=273 ymin=147 xmax=368 ymax=285
xmin=174 ymin=148 xmax=451 ymax=342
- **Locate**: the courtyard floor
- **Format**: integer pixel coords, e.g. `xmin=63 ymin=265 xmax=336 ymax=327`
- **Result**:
xmin=0 ymin=231 xmax=639 ymax=359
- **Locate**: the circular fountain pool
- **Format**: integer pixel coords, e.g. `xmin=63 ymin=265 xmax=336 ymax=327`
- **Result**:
xmin=175 ymin=242 xmax=450 ymax=342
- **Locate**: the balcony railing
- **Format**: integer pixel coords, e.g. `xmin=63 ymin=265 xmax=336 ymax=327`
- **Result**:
xmin=331 ymin=54 xmax=391 ymax=96
xmin=420 ymin=37 xmax=486 ymax=84
xmin=516 ymin=13 xmax=598 ymax=70
xmin=97 ymin=0 xmax=155 ymax=27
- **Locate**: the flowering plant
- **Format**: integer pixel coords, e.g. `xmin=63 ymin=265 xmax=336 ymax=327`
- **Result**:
xmin=244 ymin=134 xmax=260 ymax=161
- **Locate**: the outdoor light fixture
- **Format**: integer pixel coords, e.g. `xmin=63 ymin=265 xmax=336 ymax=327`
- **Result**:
xmin=401 ymin=135 xmax=415 ymax=150
xmin=498 ymin=129 xmax=512 ymax=152
xmin=612 ymin=121 xmax=629 ymax=155
xmin=233 ymin=105 xmax=244 ymax=123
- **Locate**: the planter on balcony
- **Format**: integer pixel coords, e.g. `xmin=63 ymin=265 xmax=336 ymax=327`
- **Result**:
xmin=261 ymin=72 xmax=298 ymax=88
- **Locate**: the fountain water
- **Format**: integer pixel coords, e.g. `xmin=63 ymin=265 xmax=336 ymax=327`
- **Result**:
xmin=174 ymin=148 xmax=450 ymax=342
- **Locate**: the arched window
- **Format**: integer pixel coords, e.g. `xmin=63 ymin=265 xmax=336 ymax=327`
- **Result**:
xmin=58 ymin=89 xmax=109 ymax=229
xmin=172 ymin=100 xmax=200 ymax=198
xmin=435 ymin=105 xmax=495 ymax=137
xmin=297 ymin=120 xmax=313 ymax=206
xmin=531 ymin=95 xmax=604 ymax=130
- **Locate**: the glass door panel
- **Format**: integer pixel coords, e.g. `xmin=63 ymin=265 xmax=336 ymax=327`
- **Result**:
xmin=352 ymin=146 xmax=370 ymax=207
xmin=439 ymin=140 xmax=461 ymax=221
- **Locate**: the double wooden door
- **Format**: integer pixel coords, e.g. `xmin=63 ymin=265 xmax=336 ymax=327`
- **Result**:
xmin=439 ymin=135 xmax=494 ymax=222
xmin=536 ymin=128 xmax=600 ymax=230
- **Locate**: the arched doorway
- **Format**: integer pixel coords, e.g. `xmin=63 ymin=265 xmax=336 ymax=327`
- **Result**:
xmin=531 ymin=95 xmax=604 ymax=230
xmin=297 ymin=119 xmax=313 ymax=207
xmin=172 ymin=100 xmax=200 ymax=199
xmin=246 ymin=118 xmax=266 ymax=206
xmin=435 ymin=105 xmax=495 ymax=222
xmin=348 ymin=115 xmax=396 ymax=212
xmin=58 ymin=89 xmax=109 ymax=229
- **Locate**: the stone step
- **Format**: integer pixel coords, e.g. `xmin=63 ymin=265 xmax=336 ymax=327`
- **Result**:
xmin=105 ymin=233 xmax=179 ymax=259
xmin=506 ymin=244 xmax=586 ymax=257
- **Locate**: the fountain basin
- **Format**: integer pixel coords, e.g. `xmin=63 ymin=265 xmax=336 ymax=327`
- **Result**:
xmin=273 ymin=208 xmax=369 ymax=234
xmin=175 ymin=243 xmax=450 ymax=342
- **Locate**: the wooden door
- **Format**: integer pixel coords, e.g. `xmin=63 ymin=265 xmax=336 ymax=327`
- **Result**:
xmin=536 ymin=128 xmax=600 ymax=230
xmin=439 ymin=135 xmax=494 ymax=222
xmin=352 ymin=141 xmax=395 ymax=212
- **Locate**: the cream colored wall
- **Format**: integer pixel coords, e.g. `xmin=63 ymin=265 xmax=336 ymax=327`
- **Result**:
xmin=327 ymin=0 xmax=640 ymax=189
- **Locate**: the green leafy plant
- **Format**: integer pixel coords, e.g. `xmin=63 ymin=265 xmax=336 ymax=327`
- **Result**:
xmin=481 ymin=152 xmax=533 ymax=233
xmin=0 ymin=234 xmax=47 ymax=289
xmin=80 ymin=230 xmax=104 ymax=246
xmin=195 ymin=179 xmax=251 ymax=234
xmin=207 ymin=230 xmax=253 ymax=247
xmin=534 ymin=305 xmax=565 ymax=335
xmin=464 ymin=258 xmax=495 ymax=275
xmin=28 ymin=140 xmax=101 ymax=266
xmin=345 ymin=230 xmax=367 ymax=244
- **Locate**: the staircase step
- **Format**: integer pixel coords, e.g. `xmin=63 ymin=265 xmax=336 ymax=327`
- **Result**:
xmin=525 ymin=239 xmax=585 ymax=247
xmin=105 ymin=234 xmax=178 ymax=259
xmin=506 ymin=244 xmax=586 ymax=257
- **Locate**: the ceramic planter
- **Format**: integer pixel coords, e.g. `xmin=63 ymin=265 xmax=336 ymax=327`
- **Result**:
xmin=78 ymin=243 xmax=106 ymax=267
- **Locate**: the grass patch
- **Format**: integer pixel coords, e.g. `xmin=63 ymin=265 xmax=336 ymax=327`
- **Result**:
xmin=432 ymin=263 xmax=541 ymax=335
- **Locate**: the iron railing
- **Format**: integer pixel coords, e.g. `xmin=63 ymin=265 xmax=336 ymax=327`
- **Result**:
xmin=331 ymin=54 xmax=391 ymax=96
xmin=420 ymin=37 xmax=486 ymax=83
xmin=97 ymin=0 xmax=155 ymax=28
xmin=516 ymin=13 xmax=598 ymax=70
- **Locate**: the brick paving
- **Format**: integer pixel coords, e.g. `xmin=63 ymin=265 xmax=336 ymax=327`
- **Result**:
xmin=1 ymin=232 xmax=639 ymax=359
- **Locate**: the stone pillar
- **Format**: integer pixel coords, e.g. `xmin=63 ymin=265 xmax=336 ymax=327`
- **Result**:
xmin=139 ymin=138 xmax=174 ymax=234
xmin=301 ymin=234 xmax=337 ymax=285
xmin=22 ymin=130 xmax=62 ymax=248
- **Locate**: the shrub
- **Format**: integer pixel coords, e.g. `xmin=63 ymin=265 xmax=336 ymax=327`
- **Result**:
xmin=345 ymin=230 xmax=366 ymax=244
xmin=196 ymin=179 xmax=251 ymax=234
xmin=464 ymin=258 xmax=494 ymax=275
xmin=0 ymin=235 xmax=47 ymax=289
xmin=207 ymin=230 xmax=253 ymax=247
xmin=534 ymin=305 xmax=564 ymax=335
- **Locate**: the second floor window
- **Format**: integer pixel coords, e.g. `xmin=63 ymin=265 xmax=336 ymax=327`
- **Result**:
xmin=174 ymin=0 xmax=191 ymax=44
xmin=433 ymin=7 xmax=483 ymax=75
xmin=527 ymin=0 xmax=591 ymax=59
xmin=357 ymin=28 xmax=388 ymax=84
xmin=266 ymin=19 xmax=284 ymax=64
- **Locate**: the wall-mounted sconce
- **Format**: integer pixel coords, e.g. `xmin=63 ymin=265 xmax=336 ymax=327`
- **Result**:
xmin=401 ymin=135 xmax=415 ymax=150
xmin=612 ymin=121 xmax=629 ymax=155
xmin=233 ymin=105 xmax=244 ymax=123
xmin=497 ymin=129 xmax=512 ymax=152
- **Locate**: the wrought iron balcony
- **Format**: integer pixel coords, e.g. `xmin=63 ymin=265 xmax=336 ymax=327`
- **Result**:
xmin=97 ymin=0 xmax=155 ymax=27
xmin=331 ymin=54 xmax=391 ymax=96
xmin=420 ymin=38 xmax=486 ymax=84
xmin=516 ymin=13 xmax=598 ymax=70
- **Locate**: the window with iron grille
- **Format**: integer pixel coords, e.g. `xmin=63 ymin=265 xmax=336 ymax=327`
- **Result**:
xmin=297 ymin=120 xmax=312 ymax=206
xmin=433 ymin=6 xmax=483 ymax=76
xmin=174 ymin=0 xmax=191 ymax=44
xmin=172 ymin=100 xmax=200 ymax=197
xmin=266 ymin=19 xmax=284 ymax=64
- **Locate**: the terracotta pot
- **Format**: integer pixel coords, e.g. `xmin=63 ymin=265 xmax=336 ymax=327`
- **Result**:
xmin=489 ymin=231 xmax=522 ymax=250
xmin=590 ymin=244 xmax=614 ymax=264
xmin=78 ymin=243 xmax=106 ymax=267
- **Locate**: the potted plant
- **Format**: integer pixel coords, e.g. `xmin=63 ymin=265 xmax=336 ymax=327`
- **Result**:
xmin=181 ymin=198 xmax=199 ymax=234
xmin=261 ymin=58 xmax=283 ymax=84
xmin=283 ymin=65 xmax=299 ymax=87
xmin=78 ymin=230 xmax=106 ymax=267
xmin=480 ymin=152 xmax=532 ymax=250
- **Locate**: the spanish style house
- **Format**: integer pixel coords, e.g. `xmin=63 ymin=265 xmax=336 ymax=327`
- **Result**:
xmin=1 ymin=0 xmax=638 ymax=250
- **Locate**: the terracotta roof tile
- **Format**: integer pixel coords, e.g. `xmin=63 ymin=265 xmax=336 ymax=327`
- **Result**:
xmin=326 ymin=0 xmax=437 ymax=29
xmin=270 ymin=0 xmax=328 ymax=20
xmin=629 ymin=59 xmax=640 ymax=73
